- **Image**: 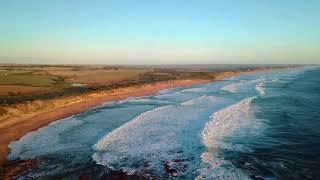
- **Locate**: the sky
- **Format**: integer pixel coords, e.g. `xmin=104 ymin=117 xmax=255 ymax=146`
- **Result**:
xmin=0 ymin=0 xmax=319 ymax=64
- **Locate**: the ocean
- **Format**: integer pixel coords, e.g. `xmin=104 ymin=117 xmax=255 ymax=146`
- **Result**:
xmin=7 ymin=66 xmax=320 ymax=179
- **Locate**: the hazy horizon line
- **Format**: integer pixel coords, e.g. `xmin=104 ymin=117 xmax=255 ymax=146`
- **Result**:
xmin=0 ymin=62 xmax=316 ymax=66
xmin=0 ymin=56 xmax=318 ymax=66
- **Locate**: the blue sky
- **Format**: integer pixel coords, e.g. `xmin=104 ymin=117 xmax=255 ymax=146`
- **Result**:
xmin=0 ymin=0 xmax=319 ymax=64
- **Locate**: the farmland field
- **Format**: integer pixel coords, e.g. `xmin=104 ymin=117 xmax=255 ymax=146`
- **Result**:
xmin=0 ymin=72 xmax=61 ymax=87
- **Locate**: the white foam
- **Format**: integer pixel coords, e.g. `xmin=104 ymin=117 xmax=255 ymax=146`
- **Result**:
xmin=256 ymin=82 xmax=266 ymax=95
xmin=128 ymin=98 xmax=172 ymax=104
xmin=93 ymin=105 xmax=197 ymax=177
xmin=198 ymin=97 xmax=256 ymax=179
xmin=180 ymin=95 xmax=216 ymax=106
xmin=196 ymin=153 xmax=249 ymax=180
xmin=221 ymin=79 xmax=265 ymax=93
xmin=221 ymin=83 xmax=238 ymax=93
xmin=180 ymin=87 xmax=206 ymax=93
xmin=157 ymin=87 xmax=178 ymax=94
xmin=8 ymin=116 xmax=81 ymax=160
xmin=202 ymin=97 xmax=255 ymax=148
xmin=92 ymin=95 xmax=227 ymax=178
xmin=7 ymin=104 xmax=156 ymax=162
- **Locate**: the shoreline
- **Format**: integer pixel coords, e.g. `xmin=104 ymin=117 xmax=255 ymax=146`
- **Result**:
xmin=0 ymin=68 xmax=274 ymax=173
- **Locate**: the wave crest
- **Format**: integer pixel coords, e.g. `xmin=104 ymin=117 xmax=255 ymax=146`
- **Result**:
xmin=92 ymin=95 xmax=228 ymax=178
xmin=92 ymin=107 xmax=200 ymax=177
xmin=256 ymin=82 xmax=266 ymax=95
xmin=221 ymin=79 xmax=265 ymax=93
xmin=198 ymin=97 xmax=256 ymax=179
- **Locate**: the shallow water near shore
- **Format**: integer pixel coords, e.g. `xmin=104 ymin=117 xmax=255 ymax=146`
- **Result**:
xmin=7 ymin=66 xmax=320 ymax=179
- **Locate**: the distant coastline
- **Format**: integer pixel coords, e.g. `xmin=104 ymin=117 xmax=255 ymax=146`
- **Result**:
xmin=0 ymin=67 xmax=278 ymax=178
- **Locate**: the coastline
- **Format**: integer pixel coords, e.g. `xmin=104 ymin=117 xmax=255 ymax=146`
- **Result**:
xmin=0 ymin=68 xmax=274 ymax=178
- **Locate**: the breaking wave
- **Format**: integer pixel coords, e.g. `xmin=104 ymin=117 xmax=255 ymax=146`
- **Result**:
xmin=180 ymin=95 xmax=217 ymax=106
xmin=92 ymin=105 xmax=199 ymax=178
xmin=221 ymin=83 xmax=238 ymax=93
xmin=221 ymin=79 xmax=265 ymax=93
xmin=180 ymin=87 xmax=207 ymax=93
xmin=202 ymin=97 xmax=255 ymax=148
xmin=256 ymin=82 xmax=265 ymax=95
xmin=197 ymin=97 xmax=256 ymax=179
xmin=92 ymin=95 xmax=226 ymax=178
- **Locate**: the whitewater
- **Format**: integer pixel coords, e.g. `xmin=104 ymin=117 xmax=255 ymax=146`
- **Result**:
xmin=7 ymin=66 xmax=318 ymax=179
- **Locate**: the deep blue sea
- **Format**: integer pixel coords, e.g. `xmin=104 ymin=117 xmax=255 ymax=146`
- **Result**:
xmin=8 ymin=66 xmax=320 ymax=179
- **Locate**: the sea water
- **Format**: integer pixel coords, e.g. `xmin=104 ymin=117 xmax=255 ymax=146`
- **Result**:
xmin=8 ymin=66 xmax=320 ymax=179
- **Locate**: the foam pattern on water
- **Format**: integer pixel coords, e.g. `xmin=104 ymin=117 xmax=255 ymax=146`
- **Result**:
xmin=221 ymin=78 xmax=265 ymax=93
xmin=202 ymin=97 xmax=255 ymax=148
xmin=93 ymin=95 xmax=229 ymax=178
xmin=256 ymin=82 xmax=265 ymax=95
xmin=197 ymin=97 xmax=256 ymax=179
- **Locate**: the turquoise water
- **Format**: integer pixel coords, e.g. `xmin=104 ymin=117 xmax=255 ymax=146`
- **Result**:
xmin=8 ymin=66 xmax=320 ymax=179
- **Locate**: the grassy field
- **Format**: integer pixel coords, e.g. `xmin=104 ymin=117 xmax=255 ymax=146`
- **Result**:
xmin=0 ymin=72 xmax=61 ymax=87
xmin=38 ymin=69 xmax=147 ymax=84
xmin=0 ymin=66 xmax=147 ymax=87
